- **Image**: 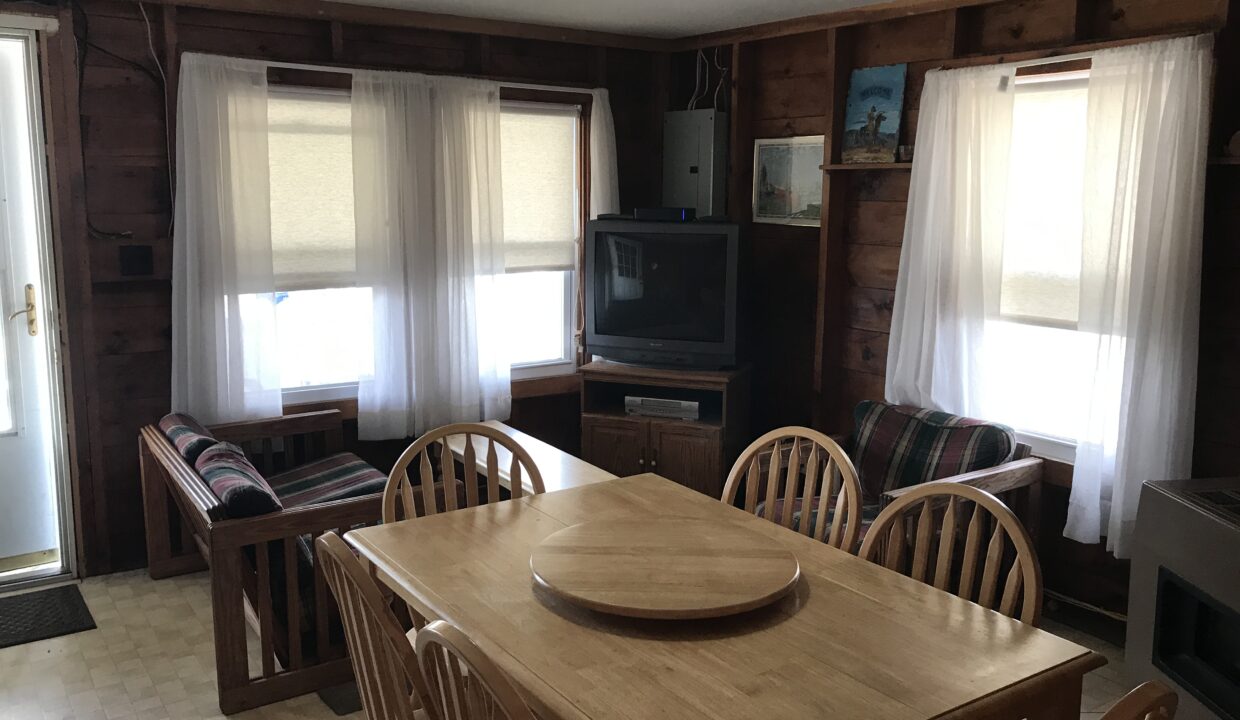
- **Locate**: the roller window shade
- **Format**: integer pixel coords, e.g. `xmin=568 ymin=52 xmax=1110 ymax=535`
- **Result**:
xmin=500 ymin=102 xmax=580 ymax=272
xmin=268 ymin=88 xmax=357 ymax=291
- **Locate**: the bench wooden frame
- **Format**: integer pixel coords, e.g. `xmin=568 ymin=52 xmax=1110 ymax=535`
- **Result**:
xmin=139 ymin=409 xmax=383 ymax=714
xmin=879 ymin=443 xmax=1044 ymax=544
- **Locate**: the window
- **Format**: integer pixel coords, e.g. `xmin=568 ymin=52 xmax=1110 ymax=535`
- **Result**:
xmin=267 ymin=87 xmax=372 ymax=400
xmin=499 ymin=101 xmax=581 ymax=378
xmin=263 ymin=90 xmax=584 ymax=399
xmin=499 ymin=102 xmax=580 ymax=375
xmin=980 ymin=70 xmax=1093 ymax=460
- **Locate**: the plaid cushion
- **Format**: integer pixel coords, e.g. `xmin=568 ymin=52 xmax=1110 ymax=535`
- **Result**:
xmin=852 ymin=401 xmax=1016 ymax=502
xmin=158 ymin=413 xmax=215 ymax=465
xmin=195 ymin=442 xmax=282 ymax=518
xmin=267 ymin=452 xmax=386 ymax=508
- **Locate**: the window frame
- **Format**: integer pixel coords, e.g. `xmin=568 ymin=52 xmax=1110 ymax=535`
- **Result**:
xmin=499 ymin=87 xmax=593 ymax=385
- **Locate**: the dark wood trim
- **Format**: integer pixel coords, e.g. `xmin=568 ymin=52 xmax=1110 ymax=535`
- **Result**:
xmin=499 ymin=86 xmax=594 ymax=106
xmin=512 ymin=374 xmax=581 ymax=400
xmin=283 ymin=398 xmax=358 ymax=420
xmin=0 ymin=2 xmax=58 ymax=18
xmin=116 ymin=0 xmax=675 ymax=51
xmin=937 ymin=30 xmax=1215 ymax=71
xmin=813 ymin=27 xmax=852 ymax=431
xmin=1014 ymin=59 xmax=1093 ymax=77
xmin=678 ymin=0 xmax=1009 ymax=49
xmin=40 ymin=9 xmax=107 ymax=575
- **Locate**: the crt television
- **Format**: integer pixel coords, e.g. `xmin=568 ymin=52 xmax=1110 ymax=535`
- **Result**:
xmin=585 ymin=219 xmax=739 ymax=369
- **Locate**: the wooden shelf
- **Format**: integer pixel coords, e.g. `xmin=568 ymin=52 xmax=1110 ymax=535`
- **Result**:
xmin=820 ymin=162 xmax=913 ymax=171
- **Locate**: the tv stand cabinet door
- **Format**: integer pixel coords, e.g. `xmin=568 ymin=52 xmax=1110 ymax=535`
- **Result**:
xmin=581 ymin=415 xmax=647 ymax=478
xmin=649 ymin=421 xmax=723 ymax=498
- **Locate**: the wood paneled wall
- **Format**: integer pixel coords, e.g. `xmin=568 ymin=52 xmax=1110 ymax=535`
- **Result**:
xmin=65 ymin=0 xmax=663 ymax=574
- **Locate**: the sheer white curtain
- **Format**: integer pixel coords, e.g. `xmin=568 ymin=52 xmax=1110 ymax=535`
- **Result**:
xmin=1066 ymin=35 xmax=1212 ymax=556
xmin=886 ymin=64 xmax=1016 ymax=416
xmin=171 ymin=53 xmax=282 ymax=424
xmin=589 ymin=88 xmax=620 ymax=217
xmin=888 ymin=36 xmax=1211 ymax=557
xmin=352 ymin=71 xmax=509 ymax=441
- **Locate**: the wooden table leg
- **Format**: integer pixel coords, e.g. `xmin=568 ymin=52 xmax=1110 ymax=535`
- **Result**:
xmin=1026 ymin=673 xmax=1084 ymax=720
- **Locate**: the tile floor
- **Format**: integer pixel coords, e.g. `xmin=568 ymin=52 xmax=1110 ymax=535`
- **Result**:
xmin=0 ymin=570 xmax=1128 ymax=720
xmin=0 ymin=570 xmax=360 ymax=720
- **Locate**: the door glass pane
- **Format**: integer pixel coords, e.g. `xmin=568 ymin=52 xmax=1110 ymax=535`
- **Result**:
xmin=0 ymin=310 xmax=12 ymax=433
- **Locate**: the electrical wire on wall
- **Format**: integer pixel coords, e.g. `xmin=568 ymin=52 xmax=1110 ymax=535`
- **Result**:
xmin=685 ymin=47 xmax=727 ymax=112
xmin=65 ymin=0 xmax=173 ymax=241
xmin=711 ymin=46 xmax=728 ymax=112
xmin=687 ymin=49 xmax=707 ymax=110
xmin=137 ymin=2 xmax=174 ymax=237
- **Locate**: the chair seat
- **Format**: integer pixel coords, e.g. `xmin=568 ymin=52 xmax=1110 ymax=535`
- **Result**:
xmin=755 ymin=498 xmax=882 ymax=543
xmin=267 ymin=452 xmax=387 ymax=507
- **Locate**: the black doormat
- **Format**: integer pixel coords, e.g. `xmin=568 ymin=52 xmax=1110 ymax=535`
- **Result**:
xmin=0 ymin=584 xmax=96 ymax=649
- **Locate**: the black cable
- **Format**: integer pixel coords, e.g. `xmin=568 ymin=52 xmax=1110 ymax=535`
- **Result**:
xmin=66 ymin=0 xmax=169 ymax=241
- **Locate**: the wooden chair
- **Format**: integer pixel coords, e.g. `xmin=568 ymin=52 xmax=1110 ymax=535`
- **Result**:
xmin=1103 ymin=681 xmax=1178 ymax=720
xmin=383 ymin=422 xmax=546 ymax=523
xmin=415 ymin=620 xmax=536 ymax=720
xmin=316 ymin=531 xmax=436 ymax=720
xmin=859 ymin=482 xmax=1043 ymax=625
xmin=722 ymin=427 xmax=864 ymax=552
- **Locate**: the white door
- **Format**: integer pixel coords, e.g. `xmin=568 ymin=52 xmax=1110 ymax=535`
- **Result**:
xmin=0 ymin=26 xmax=72 ymax=584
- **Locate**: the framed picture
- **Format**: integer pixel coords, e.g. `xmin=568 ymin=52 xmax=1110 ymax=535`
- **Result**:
xmin=752 ymin=136 xmax=824 ymax=226
xmin=843 ymin=63 xmax=908 ymax=164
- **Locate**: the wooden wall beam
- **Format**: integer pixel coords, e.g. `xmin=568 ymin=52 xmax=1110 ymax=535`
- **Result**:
xmin=813 ymin=28 xmax=853 ymax=432
xmin=114 ymin=0 xmax=675 ymax=52
xmin=726 ymin=42 xmax=754 ymax=224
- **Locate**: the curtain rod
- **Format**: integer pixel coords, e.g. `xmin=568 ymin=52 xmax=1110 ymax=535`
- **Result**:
xmin=935 ymin=30 xmax=1208 ymax=72
xmin=206 ymin=54 xmax=601 ymax=92
xmin=0 ymin=12 xmax=60 ymax=33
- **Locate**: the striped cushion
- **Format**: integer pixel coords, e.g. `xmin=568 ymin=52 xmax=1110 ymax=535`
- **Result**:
xmin=267 ymin=453 xmax=386 ymax=508
xmin=753 ymin=498 xmax=882 ymax=542
xmin=195 ymin=442 xmax=282 ymax=518
xmin=158 ymin=413 xmax=215 ymax=465
xmin=852 ymin=401 xmax=1016 ymax=502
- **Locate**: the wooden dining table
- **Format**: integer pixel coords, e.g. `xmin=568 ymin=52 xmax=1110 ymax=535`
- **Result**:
xmin=346 ymin=473 xmax=1104 ymax=720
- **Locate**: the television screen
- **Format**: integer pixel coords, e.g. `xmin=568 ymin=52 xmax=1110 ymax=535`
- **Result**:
xmin=592 ymin=231 xmax=729 ymax=343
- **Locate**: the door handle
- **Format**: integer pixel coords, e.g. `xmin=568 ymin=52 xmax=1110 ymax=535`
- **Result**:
xmin=7 ymin=284 xmax=37 ymax=336
xmin=651 ymin=448 xmax=658 ymax=470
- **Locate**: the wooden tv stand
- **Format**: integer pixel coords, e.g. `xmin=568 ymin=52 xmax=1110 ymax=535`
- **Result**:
xmin=579 ymin=360 xmax=751 ymax=498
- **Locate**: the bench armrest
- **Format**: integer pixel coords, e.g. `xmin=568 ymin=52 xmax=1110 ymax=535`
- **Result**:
xmin=208 ymin=408 xmax=344 ymax=443
xmin=208 ymin=409 xmax=344 ymax=444
xmin=881 ymin=456 xmax=1043 ymax=505
xmin=210 ymin=493 xmax=383 ymax=550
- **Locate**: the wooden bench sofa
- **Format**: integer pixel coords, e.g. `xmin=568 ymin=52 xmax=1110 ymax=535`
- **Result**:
xmin=139 ymin=409 xmax=387 ymax=714
xmin=736 ymin=401 xmax=1043 ymax=550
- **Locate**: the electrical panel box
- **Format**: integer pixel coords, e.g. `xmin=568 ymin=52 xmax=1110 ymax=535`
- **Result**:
xmin=662 ymin=109 xmax=729 ymax=217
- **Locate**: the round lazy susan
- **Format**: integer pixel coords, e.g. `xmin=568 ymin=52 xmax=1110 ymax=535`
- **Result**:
xmin=529 ymin=518 xmax=801 ymax=620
